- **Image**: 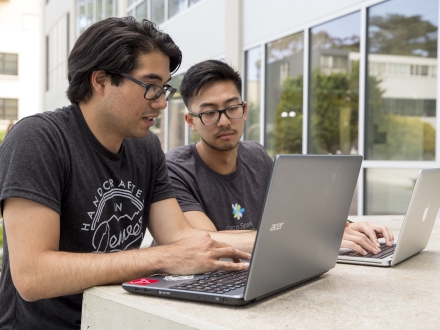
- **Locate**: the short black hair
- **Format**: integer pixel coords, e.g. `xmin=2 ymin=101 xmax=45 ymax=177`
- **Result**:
xmin=67 ymin=16 xmax=182 ymax=104
xmin=180 ymin=60 xmax=242 ymax=108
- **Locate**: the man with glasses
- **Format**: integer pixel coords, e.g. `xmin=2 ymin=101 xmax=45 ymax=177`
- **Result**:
xmin=166 ymin=59 xmax=394 ymax=256
xmin=0 ymin=18 xmax=251 ymax=329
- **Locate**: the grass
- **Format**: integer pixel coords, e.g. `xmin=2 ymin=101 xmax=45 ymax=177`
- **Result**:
xmin=0 ymin=129 xmax=6 ymax=145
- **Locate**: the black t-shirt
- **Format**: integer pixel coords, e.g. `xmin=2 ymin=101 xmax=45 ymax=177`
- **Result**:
xmin=0 ymin=104 xmax=175 ymax=329
xmin=166 ymin=142 xmax=273 ymax=231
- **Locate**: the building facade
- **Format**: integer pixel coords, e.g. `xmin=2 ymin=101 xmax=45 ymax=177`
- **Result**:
xmin=0 ymin=0 xmax=41 ymax=142
xmin=43 ymin=0 xmax=440 ymax=216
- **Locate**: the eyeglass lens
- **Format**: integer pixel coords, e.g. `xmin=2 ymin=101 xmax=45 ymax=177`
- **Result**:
xmin=201 ymin=104 xmax=244 ymax=125
xmin=144 ymin=85 xmax=175 ymax=101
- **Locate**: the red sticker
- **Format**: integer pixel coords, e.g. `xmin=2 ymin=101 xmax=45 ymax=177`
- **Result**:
xmin=127 ymin=278 xmax=160 ymax=286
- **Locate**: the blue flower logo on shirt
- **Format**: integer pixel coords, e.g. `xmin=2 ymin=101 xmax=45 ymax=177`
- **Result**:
xmin=232 ymin=203 xmax=245 ymax=220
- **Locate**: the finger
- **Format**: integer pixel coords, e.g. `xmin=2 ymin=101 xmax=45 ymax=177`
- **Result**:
xmin=342 ymin=232 xmax=380 ymax=254
xmin=357 ymin=222 xmax=381 ymax=248
xmin=340 ymin=238 xmax=367 ymax=255
xmin=380 ymin=226 xmax=395 ymax=246
xmin=344 ymin=228 xmax=377 ymax=251
xmin=212 ymin=246 xmax=251 ymax=261
xmin=214 ymin=259 xmax=250 ymax=272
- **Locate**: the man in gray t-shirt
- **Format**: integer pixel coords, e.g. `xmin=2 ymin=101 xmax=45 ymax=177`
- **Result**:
xmin=166 ymin=60 xmax=395 ymax=256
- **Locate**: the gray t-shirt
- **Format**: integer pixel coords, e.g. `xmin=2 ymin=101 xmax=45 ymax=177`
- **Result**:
xmin=0 ymin=104 xmax=175 ymax=329
xmin=166 ymin=142 xmax=273 ymax=230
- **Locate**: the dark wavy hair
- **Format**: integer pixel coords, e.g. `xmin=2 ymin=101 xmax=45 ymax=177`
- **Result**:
xmin=179 ymin=60 xmax=242 ymax=108
xmin=67 ymin=16 xmax=182 ymax=104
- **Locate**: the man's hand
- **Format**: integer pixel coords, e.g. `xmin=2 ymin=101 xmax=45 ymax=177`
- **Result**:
xmin=156 ymin=232 xmax=251 ymax=275
xmin=341 ymin=221 xmax=394 ymax=255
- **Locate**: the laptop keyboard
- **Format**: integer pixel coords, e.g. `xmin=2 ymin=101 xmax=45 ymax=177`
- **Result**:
xmin=169 ymin=269 xmax=248 ymax=294
xmin=339 ymin=243 xmax=396 ymax=259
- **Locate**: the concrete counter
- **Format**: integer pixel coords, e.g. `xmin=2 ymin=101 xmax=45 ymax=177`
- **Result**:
xmin=81 ymin=216 xmax=440 ymax=329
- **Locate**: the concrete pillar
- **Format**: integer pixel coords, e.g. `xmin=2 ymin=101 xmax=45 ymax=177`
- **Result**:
xmin=224 ymin=0 xmax=242 ymax=74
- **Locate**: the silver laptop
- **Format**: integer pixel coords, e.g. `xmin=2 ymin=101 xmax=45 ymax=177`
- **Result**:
xmin=338 ymin=168 xmax=440 ymax=267
xmin=123 ymin=154 xmax=362 ymax=305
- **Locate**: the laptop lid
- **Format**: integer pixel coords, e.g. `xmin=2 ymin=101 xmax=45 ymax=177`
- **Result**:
xmin=244 ymin=154 xmax=362 ymax=301
xmin=123 ymin=154 xmax=362 ymax=304
xmin=391 ymin=168 xmax=440 ymax=265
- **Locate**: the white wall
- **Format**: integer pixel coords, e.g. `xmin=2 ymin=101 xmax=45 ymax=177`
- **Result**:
xmin=0 ymin=0 xmax=42 ymax=120
xmin=160 ymin=0 xmax=225 ymax=73
xmin=43 ymin=0 xmax=73 ymax=111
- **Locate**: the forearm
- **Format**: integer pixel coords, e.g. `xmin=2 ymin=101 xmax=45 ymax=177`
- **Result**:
xmin=13 ymin=246 xmax=166 ymax=301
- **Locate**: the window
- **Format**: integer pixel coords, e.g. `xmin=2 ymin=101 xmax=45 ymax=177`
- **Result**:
xmin=366 ymin=0 xmax=438 ymax=161
xmin=0 ymin=99 xmax=18 ymax=120
xmin=167 ymin=74 xmax=185 ymax=150
xmin=309 ymin=11 xmax=360 ymax=155
xmin=168 ymin=0 xmax=185 ymax=19
xmin=365 ymin=168 xmax=419 ymax=214
xmin=151 ymin=0 xmax=165 ymax=24
xmin=244 ymin=46 xmax=262 ymax=142
xmin=0 ymin=53 xmax=18 ymax=75
xmin=265 ymin=32 xmax=304 ymax=156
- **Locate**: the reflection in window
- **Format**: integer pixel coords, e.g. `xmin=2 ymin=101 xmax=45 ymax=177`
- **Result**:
xmin=265 ymin=32 xmax=304 ymax=157
xmin=309 ymin=12 xmax=360 ymax=155
xmin=136 ymin=1 xmax=149 ymax=20
xmin=366 ymin=0 xmax=438 ymax=160
xmin=152 ymin=0 xmax=165 ymax=24
xmin=365 ymin=168 xmax=419 ymax=215
xmin=76 ymin=0 xmax=118 ymax=37
xmin=0 ymin=53 xmax=18 ymax=75
xmin=244 ymin=47 xmax=261 ymax=142
xmin=168 ymin=0 xmax=185 ymax=19
xmin=167 ymin=74 xmax=186 ymax=150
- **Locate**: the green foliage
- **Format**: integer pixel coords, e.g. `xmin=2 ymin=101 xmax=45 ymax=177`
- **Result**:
xmin=273 ymin=75 xmax=303 ymax=154
xmin=309 ymin=62 xmax=361 ymax=154
xmin=369 ymin=14 xmax=438 ymax=58
xmin=0 ymin=130 xmax=6 ymax=145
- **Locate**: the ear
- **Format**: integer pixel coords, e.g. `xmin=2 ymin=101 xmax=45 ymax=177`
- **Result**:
xmin=184 ymin=112 xmax=197 ymax=131
xmin=90 ymin=70 xmax=109 ymax=97
xmin=243 ymin=101 xmax=248 ymax=121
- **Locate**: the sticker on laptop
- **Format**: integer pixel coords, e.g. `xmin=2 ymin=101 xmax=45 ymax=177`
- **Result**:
xmin=127 ymin=278 xmax=161 ymax=285
xmin=164 ymin=275 xmax=194 ymax=281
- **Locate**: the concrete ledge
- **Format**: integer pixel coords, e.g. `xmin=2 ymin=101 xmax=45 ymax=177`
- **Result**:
xmin=81 ymin=286 xmax=229 ymax=330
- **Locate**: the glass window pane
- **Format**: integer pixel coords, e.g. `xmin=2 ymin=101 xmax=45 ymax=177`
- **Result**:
xmin=309 ymin=12 xmax=360 ymax=155
xmin=0 ymin=53 xmax=18 ymax=75
xmin=168 ymin=0 xmax=185 ymax=19
xmin=86 ymin=0 xmax=93 ymax=26
xmin=365 ymin=168 xmax=419 ymax=215
xmin=189 ymin=0 xmax=202 ymax=6
xmin=77 ymin=0 xmax=87 ymax=36
xmin=366 ymin=0 xmax=438 ymax=160
xmin=96 ymin=0 xmax=103 ymax=21
xmin=244 ymin=46 xmax=261 ymax=142
xmin=265 ymin=32 xmax=304 ymax=157
xmin=151 ymin=0 xmax=165 ymax=24
xmin=136 ymin=1 xmax=149 ymax=20
xmin=0 ymin=98 xmax=18 ymax=120
xmin=167 ymin=74 xmax=186 ymax=150
xmin=105 ymin=0 xmax=114 ymax=18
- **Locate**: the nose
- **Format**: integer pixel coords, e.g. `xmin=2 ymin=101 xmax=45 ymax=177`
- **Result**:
xmin=217 ymin=111 xmax=231 ymax=127
xmin=150 ymin=92 xmax=167 ymax=111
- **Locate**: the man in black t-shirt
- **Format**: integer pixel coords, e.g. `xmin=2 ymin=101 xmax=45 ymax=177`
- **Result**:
xmin=165 ymin=60 xmax=395 ymax=256
xmin=0 ymin=18 xmax=251 ymax=329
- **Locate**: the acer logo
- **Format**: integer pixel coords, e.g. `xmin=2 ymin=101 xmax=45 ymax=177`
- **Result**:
xmin=270 ymin=223 xmax=284 ymax=231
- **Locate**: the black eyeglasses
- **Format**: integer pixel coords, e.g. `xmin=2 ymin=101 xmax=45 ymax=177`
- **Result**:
xmin=118 ymin=72 xmax=177 ymax=101
xmin=188 ymin=102 xmax=245 ymax=126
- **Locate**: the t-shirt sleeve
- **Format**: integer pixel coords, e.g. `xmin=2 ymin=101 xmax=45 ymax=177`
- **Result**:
xmin=149 ymin=135 xmax=176 ymax=204
xmin=0 ymin=117 xmax=66 ymax=214
xmin=166 ymin=160 xmax=204 ymax=213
